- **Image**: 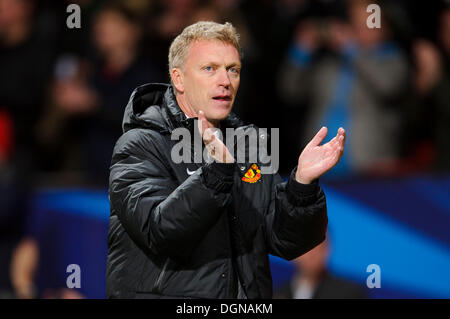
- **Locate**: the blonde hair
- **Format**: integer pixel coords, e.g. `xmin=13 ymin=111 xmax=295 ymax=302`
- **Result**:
xmin=168 ymin=21 xmax=241 ymax=81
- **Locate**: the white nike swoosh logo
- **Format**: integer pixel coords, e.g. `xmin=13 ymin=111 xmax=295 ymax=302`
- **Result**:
xmin=186 ymin=168 xmax=197 ymax=175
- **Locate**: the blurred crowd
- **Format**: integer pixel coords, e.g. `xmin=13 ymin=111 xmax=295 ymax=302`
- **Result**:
xmin=0 ymin=0 xmax=449 ymax=298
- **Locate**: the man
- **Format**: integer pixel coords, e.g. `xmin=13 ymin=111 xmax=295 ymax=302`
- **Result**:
xmin=106 ymin=21 xmax=346 ymax=298
xmin=274 ymin=238 xmax=368 ymax=299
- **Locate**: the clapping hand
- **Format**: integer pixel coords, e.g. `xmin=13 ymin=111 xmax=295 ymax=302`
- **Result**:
xmin=295 ymin=127 xmax=346 ymax=184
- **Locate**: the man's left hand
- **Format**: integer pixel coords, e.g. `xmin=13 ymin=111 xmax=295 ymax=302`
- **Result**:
xmin=295 ymin=127 xmax=346 ymax=184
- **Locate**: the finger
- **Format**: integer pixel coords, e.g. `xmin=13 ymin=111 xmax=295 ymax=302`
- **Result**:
xmin=197 ymin=111 xmax=204 ymax=135
xmin=329 ymin=134 xmax=339 ymax=148
xmin=335 ymin=137 xmax=344 ymax=160
xmin=197 ymin=110 xmax=210 ymax=138
xmin=329 ymin=143 xmax=343 ymax=164
xmin=331 ymin=128 xmax=345 ymax=147
xmin=332 ymin=127 xmax=344 ymax=146
xmin=307 ymin=126 xmax=328 ymax=148
xmin=324 ymin=127 xmax=345 ymax=151
xmin=339 ymin=131 xmax=346 ymax=149
xmin=203 ymin=128 xmax=215 ymax=144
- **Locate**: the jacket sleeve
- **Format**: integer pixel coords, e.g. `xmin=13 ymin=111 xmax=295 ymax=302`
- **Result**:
xmin=109 ymin=130 xmax=235 ymax=261
xmin=264 ymin=167 xmax=328 ymax=260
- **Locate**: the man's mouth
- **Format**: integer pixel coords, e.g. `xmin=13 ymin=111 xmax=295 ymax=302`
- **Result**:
xmin=212 ymin=95 xmax=232 ymax=102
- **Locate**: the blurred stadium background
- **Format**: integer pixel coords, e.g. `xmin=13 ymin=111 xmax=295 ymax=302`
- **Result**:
xmin=0 ymin=0 xmax=449 ymax=298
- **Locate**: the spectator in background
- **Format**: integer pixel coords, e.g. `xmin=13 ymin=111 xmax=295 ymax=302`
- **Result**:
xmin=34 ymin=0 xmax=101 ymax=174
xmin=0 ymin=111 xmax=29 ymax=298
xmin=41 ymin=1 xmax=164 ymax=184
xmin=83 ymin=1 xmax=164 ymax=184
xmin=9 ymin=236 xmax=38 ymax=299
xmin=0 ymin=0 xmax=54 ymax=298
xmin=36 ymin=55 xmax=98 ymax=175
xmin=407 ymin=5 xmax=450 ymax=172
xmin=58 ymin=0 xmax=104 ymax=59
xmin=145 ymin=0 xmax=200 ymax=70
xmin=0 ymin=0 xmax=55 ymax=167
xmin=433 ymin=5 xmax=450 ymax=171
xmin=9 ymin=234 xmax=85 ymax=299
xmin=278 ymin=0 xmax=409 ymax=178
xmin=274 ymin=238 xmax=367 ymax=299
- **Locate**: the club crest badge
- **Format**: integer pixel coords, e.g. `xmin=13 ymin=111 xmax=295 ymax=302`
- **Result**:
xmin=241 ymin=164 xmax=261 ymax=183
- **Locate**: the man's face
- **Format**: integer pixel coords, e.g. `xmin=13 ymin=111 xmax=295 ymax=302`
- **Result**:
xmin=176 ymin=39 xmax=241 ymax=123
xmin=294 ymin=240 xmax=329 ymax=276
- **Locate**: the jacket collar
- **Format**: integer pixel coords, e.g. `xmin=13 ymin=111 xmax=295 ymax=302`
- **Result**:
xmin=163 ymin=85 xmax=246 ymax=131
xmin=122 ymin=82 xmax=245 ymax=134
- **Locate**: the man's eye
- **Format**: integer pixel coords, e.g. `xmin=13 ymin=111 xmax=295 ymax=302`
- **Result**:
xmin=229 ymin=68 xmax=239 ymax=74
xmin=204 ymin=66 xmax=213 ymax=71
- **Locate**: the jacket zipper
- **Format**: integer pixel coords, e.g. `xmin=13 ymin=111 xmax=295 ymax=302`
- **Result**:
xmin=155 ymin=258 xmax=170 ymax=293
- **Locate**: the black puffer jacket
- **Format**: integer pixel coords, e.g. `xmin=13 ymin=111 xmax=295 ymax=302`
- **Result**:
xmin=106 ymin=83 xmax=327 ymax=298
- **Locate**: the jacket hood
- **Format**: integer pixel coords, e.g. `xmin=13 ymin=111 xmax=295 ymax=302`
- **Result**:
xmin=122 ymin=82 xmax=245 ymax=134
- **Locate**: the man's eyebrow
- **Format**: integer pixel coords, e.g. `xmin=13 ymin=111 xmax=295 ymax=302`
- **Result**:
xmin=226 ymin=62 xmax=241 ymax=69
xmin=199 ymin=62 xmax=220 ymax=67
xmin=199 ymin=61 xmax=241 ymax=69
xmin=199 ymin=61 xmax=242 ymax=69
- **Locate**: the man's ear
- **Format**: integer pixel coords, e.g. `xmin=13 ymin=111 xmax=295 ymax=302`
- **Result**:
xmin=171 ymin=68 xmax=184 ymax=93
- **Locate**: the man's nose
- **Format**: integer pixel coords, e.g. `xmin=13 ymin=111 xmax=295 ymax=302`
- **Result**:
xmin=217 ymin=68 xmax=231 ymax=87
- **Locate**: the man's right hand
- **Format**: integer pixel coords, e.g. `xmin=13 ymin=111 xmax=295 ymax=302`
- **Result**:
xmin=197 ymin=110 xmax=234 ymax=163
